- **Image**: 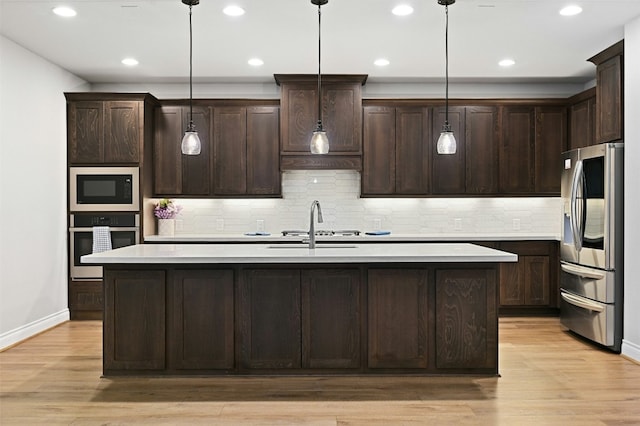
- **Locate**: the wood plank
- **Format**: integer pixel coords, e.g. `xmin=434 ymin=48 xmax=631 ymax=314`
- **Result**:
xmin=1 ymin=318 xmax=639 ymax=425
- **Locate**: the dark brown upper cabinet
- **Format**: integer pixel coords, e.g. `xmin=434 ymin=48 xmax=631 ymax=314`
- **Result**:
xmin=588 ymin=40 xmax=624 ymax=144
xmin=432 ymin=106 xmax=466 ymax=194
xmin=568 ymin=88 xmax=596 ymax=150
xmin=499 ymin=105 xmax=566 ymax=195
xmin=275 ymin=74 xmax=367 ymax=171
xmin=213 ymin=106 xmax=281 ymax=196
xmin=535 ymin=106 xmax=567 ymax=194
xmin=153 ymin=102 xmax=280 ymax=197
xmin=499 ymin=106 xmax=536 ymax=194
xmin=362 ymin=106 xmax=430 ymax=196
xmin=154 ymin=105 xmax=211 ymax=196
xmin=66 ymin=93 xmax=158 ymax=165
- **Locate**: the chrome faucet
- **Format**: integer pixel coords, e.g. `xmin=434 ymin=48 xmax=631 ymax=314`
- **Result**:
xmin=308 ymin=200 xmax=323 ymax=249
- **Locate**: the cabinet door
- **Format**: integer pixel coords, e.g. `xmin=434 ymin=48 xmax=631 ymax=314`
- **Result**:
xmin=499 ymin=262 xmax=524 ymax=305
xmin=280 ymin=84 xmax=317 ymax=153
xmin=432 ymin=106 xmax=465 ymax=194
xmin=302 ymin=269 xmax=361 ymax=369
xmin=595 ymin=55 xmax=623 ymax=143
xmin=170 ymin=270 xmax=234 ymax=370
xmin=435 ymin=268 xmax=497 ymax=370
xmin=499 ymin=106 xmax=535 ymax=193
xmin=368 ymin=269 xmax=428 ymax=369
xmin=569 ymin=97 xmax=596 ymax=150
xmin=396 ymin=107 xmax=430 ymax=194
xmin=247 ymin=106 xmax=280 ymax=195
xmin=362 ymin=106 xmax=395 ymax=195
xmin=182 ymin=106 xmax=212 ymax=195
xmin=322 ymin=82 xmax=363 ymax=153
xmin=104 ymin=270 xmax=166 ymax=371
xmin=524 ymin=256 xmax=550 ymax=305
xmin=104 ymin=101 xmax=140 ymax=163
xmin=535 ymin=106 xmax=567 ymax=194
xmin=154 ymin=106 xmax=183 ymax=195
xmin=240 ymin=269 xmax=301 ymax=369
xmin=214 ymin=107 xmax=247 ymax=195
xmin=466 ymin=106 xmax=498 ymax=194
xmin=68 ymin=101 xmax=104 ymax=164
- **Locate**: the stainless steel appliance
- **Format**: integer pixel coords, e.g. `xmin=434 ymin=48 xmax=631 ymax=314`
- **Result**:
xmin=69 ymin=167 xmax=139 ymax=212
xmin=69 ymin=213 xmax=139 ymax=280
xmin=560 ymin=142 xmax=624 ymax=352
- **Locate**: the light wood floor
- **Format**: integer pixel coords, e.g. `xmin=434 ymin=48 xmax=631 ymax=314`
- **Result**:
xmin=1 ymin=317 xmax=638 ymax=425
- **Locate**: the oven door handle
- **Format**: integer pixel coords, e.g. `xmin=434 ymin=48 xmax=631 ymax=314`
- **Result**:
xmin=70 ymin=227 xmax=139 ymax=232
xmin=561 ymin=292 xmax=605 ymax=313
xmin=560 ymin=263 xmax=605 ymax=280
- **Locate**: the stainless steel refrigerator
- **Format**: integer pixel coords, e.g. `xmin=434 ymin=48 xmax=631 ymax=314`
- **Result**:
xmin=560 ymin=142 xmax=624 ymax=352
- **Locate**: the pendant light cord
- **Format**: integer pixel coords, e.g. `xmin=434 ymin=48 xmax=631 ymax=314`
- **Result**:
xmin=444 ymin=4 xmax=449 ymax=127
xmin=317 ymin=3 xmax=323 ymax=129
xmin=188 ymin=3 xmax=194 ymax=131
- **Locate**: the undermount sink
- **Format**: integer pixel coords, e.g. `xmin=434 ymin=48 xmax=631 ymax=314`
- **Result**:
xmin=267 ymin=244 xmax=358 ymax=249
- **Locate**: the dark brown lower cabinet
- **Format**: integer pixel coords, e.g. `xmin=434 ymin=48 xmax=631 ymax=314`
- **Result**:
xmin=240 ymin=269 xmax=302 ymax=369
xmin=104 ymin=270 xmax=166 ymax=372
xmin=302 ymin=269 xmax=361 ymax=369
xmin=169 ymin=269 xmax=234 ymax=370
xmin=68 ymin=280 xmax=103 ymax=320
xmin=368 ymin=269 xmax=428 ymax=369
xmin=498 ymin=241 xmax=558 ymax=314
xmin=102 ymin=263 xmax=499 ymax=376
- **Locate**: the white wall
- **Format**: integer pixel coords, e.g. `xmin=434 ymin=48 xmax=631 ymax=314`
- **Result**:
xmin=622 ymin=16 xmax=640 ymax=362
xmin=0 ymin=35 xmax=88 ymax=349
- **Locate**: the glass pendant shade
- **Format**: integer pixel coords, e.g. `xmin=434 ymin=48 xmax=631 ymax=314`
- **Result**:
xmin=437 ymin=127 xmax=457 ymax=154
xmin=310 ymin=129 xmax=329 ymax=154
xmin=181 ymin=130 xmax=201 ymax=155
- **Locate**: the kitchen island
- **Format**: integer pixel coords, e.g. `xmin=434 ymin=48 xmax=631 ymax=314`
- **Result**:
xmin=83 ymin=243 xmax=517 ymax=377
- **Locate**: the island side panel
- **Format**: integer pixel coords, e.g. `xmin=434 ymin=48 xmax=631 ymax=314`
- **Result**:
xmin=434 ymin=268 xmax=498 ymax=373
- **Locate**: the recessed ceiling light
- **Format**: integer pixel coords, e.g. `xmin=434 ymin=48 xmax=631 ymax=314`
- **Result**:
xmin=223 ymin=5 xmax=245 ymax=16
xmin=499 ymin=58 xmax=515 ymax=67
xmin=248 ymin=58 xmax=264 ymax=67
xmin=559 ymin=5 xmax=583 ymax=16
xmin=121 ymin=58 xmax=139 ymax=66
xmin=374 ymin=58 xmax=390 ymax=67
xmin=52 ymin=6 xmax=77 ymax=17
xmin=392 ymin=5 xmax=414 ymax=16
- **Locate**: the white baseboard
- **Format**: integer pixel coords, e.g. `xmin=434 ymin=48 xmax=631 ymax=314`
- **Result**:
xmin=0 ymin=309 xmax=70 ymax=351
xmin=621 ymin=339 xmax=640 ymax=363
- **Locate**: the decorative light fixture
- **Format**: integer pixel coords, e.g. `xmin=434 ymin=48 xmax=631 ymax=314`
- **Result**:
xmin=436 ymin=0 xmax=456 ymax=155
xmin=310 ymin=0 xmax=329 ymax=155
xmin=181 ymin=0 xmax=201 ymax=155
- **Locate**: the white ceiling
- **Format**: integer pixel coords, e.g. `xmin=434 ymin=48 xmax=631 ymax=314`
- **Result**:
xmin=1 ymin=0 xmax=639 ymax=85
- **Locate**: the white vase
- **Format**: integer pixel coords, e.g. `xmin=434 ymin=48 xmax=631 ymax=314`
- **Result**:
xmin=158 ymin=219 xmax=175 ymax=236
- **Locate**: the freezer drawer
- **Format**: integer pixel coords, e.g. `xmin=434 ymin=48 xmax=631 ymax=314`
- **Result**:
xmin=560 ymin=290 xmax=615 ymax=348
xmin=560 ymin=261 xmax=616 ymax=303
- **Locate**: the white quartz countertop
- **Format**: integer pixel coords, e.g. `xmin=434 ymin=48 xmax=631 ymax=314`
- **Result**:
xmin=144 ymin=232 xmax=559 ymax=243
xmin=82 ymin=243 xmax=518 ymax=264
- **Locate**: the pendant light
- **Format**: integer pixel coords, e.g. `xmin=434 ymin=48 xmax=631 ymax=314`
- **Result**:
xmin=181 ymin=0 xmax=201 ymax=155
xmin=436 ymin=0 xmax=456 ymax=155
xmin=310 ymin=0 xmax=329 ymax=155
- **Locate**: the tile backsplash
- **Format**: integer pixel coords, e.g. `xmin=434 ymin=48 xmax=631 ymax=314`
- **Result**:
xmin=170 ymin=170 xmax=561 ymax=236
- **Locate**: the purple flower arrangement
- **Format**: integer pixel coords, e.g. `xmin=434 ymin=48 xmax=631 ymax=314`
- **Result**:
xmin=154 ymin=199 xmax=182 ymax=219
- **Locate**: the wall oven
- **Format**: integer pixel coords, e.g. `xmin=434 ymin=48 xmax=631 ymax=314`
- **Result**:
xmin=560 ymin=142 xmax=624 ymax=352
xmin=69 ymin=213 xmax=139 ymax=280
xmin=69 ymin=167 xmax=139 ymax=212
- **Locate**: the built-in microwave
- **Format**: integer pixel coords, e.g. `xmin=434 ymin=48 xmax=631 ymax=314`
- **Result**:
xmin=69 ymin=167 xmax=139 ymax=212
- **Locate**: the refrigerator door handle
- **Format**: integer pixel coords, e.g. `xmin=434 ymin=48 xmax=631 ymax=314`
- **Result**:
xmin=561 ymin=292 xmax=605 ymax=313
xmin=560 ymin=263 xmax=606 ymax=280
xmin=570 ymin=160 xmax=584 ymax=252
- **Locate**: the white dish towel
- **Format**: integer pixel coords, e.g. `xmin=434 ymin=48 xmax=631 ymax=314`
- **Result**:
xmin=92 ymin=226 xmax=112 ymax=253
